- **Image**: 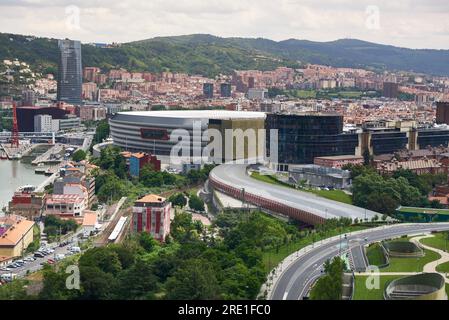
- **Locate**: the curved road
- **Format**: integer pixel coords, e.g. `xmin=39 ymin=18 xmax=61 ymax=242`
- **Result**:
xmin=210 ymin=164 xmax=380 ymax=221
xmin=270 ymin=223 xmax=449 ymax=300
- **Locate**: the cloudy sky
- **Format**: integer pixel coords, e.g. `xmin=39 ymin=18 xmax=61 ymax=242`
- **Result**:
xmin=0 ymin=0 xmax=448 ymax=49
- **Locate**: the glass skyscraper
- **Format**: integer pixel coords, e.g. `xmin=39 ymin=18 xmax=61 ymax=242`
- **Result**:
xmin=57 ymin=39 xmax=82 ymax=105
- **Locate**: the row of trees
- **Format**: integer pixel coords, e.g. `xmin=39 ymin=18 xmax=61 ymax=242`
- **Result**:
xmin=168 ymin=192 xmax=205 ymax=212
xmin=346 ymin=165 xmax=446 ymax=215
xmin=35 ymin=209 xmax=302 ymax=300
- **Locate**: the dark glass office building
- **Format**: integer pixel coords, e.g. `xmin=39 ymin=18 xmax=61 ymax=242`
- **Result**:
xmin=369 ymin=130 xmax=408 ymax=155
xmin=57 ymin=39 xmax=82 ymax=105
xmin=17 ymin=106 xmax=69 ymax=132
xmin=220 ymin=83 xmax=232 ymax=98
xmin=266 ymin=113 xmax=359 ymax=168
xmin=203 ymin=83 xmax=214 ymax=99
xmin=417 ymin=129 xmax=449 ymax=148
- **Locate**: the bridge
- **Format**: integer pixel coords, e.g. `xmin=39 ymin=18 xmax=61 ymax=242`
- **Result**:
xmin=0 ymin=132 xmax=58 ymax=144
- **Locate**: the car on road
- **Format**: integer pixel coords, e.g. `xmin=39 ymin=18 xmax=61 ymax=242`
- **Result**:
xmin=24 ymin=257 xmax=35 ymax=262
xmin=0 ymin=267 xmax=11 ymax=272
xmin=47 ymin=259 xmax=55 ymax=265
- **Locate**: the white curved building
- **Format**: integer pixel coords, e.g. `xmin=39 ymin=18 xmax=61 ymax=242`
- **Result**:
xmin=109 ymin=110 xmax=267 ymax=163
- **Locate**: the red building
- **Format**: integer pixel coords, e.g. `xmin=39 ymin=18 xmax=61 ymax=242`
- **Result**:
xmin=314 ymin=155 xmax=364 ymax=169
xmin=129 ymin=152 xmax=161 ymax=177
xmin=132 ymin=194 xmax=171 ymax=242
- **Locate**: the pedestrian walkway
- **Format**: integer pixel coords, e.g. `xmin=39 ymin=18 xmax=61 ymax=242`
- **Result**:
xmin=411 ymin=235 xmax=449 ymax=284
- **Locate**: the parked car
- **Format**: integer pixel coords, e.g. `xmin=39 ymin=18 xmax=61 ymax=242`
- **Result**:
xmin=70 ymin=246 xmax=81 ymax=253
xmin=0 ymin=274 xmax=17 ymax=282
xmin=55 ymin=254 xmax=65 ymax=261
xmin=34 ymin=252 xmax=45 ymax=258
xmin=47 ymin=259 xmax=55 ymax=265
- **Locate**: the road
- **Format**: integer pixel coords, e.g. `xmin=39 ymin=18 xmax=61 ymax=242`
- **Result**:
xmin=269 ymin=223 xmax=449 ymax=300
xmin=210 ymin=164 xmax=380 ymax=221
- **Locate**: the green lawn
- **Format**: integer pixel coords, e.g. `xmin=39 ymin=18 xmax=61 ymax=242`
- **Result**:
xmin=250 ymin=172 xmax=353 ymax=205
xmin=421 ymin=233 xmax=449 ymax=252
xmin=381 ymin=249 xmax=440 ymax=272
xmin=366 ymin=243 xmax=387 ymax=266
xmin=287 ymin=89 xmax=317 ymax=99
xmin=262 ymin=225 xmax=368 ymax=273
xmin=309 ymin=189 xmax=353 ymax=204
xmin=436 ymin=261 xmax=449 ymax=273
xmin=353 ymin=275 xmax=401 ymax=300
xmin=397 ymin=207 xmax=449 ymax=215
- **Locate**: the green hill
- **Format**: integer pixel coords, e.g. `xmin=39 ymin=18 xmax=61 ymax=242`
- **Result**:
xmin=1 ymin=33 xmax=449 ymax=77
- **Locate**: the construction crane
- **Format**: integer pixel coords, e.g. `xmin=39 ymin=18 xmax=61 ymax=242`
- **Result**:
xmin=11 ymin=102 xmax=19 ymax=148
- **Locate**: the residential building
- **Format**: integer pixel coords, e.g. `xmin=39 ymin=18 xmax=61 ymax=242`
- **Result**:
xmin=436 ymin=102 xmax=449 ymax=125
xmin=129 ymin=152 xmax=161 ymax=177
xmin=82 ymin=211 xmax=98 ymax=236
xmin=247 ymin=88 xmax=268 ymax=100
xmin=383 ymin=82 xmax=399 ymax=99
xmin=0 ymin=215 xmax=35 ymax=258
xmin=44 ymin=194 xmax=87 ymax=217
xmin=8 ymin=190 xmax=45 ymax=221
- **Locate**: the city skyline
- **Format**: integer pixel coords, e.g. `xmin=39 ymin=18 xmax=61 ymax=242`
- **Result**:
xmin=0 ymin=0 xmax=448 ymax=50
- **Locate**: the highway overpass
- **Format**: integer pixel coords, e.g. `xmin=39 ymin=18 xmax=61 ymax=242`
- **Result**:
xmin=209 ymin=164 xmax=380 ymax=225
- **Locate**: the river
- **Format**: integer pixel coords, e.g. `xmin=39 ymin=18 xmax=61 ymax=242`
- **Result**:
xmin=0 ymin=160 xmax=48 ymax=210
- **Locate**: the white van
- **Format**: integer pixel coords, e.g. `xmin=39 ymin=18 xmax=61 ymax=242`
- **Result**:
xmin=1 ymin=273 xmax=17 ymax=282
xmin=70 ymin=246 xmax=81 ymax=253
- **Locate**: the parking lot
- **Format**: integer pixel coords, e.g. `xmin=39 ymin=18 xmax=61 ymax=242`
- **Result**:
xmin=0 ymin=230 xmax=86 ymax=281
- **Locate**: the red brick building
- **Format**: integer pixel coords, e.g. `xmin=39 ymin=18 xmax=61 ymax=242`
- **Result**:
xmin=132 ymin=194 xmax=171 ymax=242
xmin=314 ymin=155 xmax=364 ymax=169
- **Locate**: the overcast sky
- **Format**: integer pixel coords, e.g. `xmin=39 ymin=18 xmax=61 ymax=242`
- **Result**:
xmin=0 ymin=0 xmax=448 ymax=49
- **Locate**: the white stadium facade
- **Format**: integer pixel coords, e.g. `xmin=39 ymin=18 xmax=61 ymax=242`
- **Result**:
xmin=109 ymin=110 xmax=267 ymax=164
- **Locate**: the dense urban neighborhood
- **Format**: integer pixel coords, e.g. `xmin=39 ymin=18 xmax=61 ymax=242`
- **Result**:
xmin=1 ymin=1 xmax=449 ymax=308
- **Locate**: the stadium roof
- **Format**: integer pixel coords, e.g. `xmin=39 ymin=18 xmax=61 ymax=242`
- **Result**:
xmin=117 ymin=110 xmax=266 ymax=120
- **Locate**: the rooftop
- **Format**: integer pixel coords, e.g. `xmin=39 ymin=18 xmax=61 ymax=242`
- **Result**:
xmin=135 ymin=194 xmax=166 ymax=204
xmin=82 ymin=212 xmax=97 ymax=227
xmin=117 ymin=110 xmax=266 ymax=120
xmin=0 ymin=219 xmax=34 ymax=246
xmin=315 ymin=155 xmax=364 ymax=160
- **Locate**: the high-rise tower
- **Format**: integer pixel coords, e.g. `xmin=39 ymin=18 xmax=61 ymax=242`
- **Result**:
xmin=57 ymin=39 xmax=82 ymax=105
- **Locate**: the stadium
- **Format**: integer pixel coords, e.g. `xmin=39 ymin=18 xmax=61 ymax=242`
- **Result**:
xmin=109 ymin=110 xmax=267 ymax=164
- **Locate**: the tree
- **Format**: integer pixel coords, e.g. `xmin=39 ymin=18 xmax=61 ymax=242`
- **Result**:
xmin=165 ymin=259 xmax=221 ymax=300
xmin=72 ymin=149 xmax=86 ymax=162
xmin=79 ymin=247 xmax=123 ymax=275
xmin=310 ymin=257 xmax=344 ymax=300
xmin=39 ymin=265 xmax=79 ymax=300
xmin=93 ymin=119 xmax=110 ymax=144
xmin=189 ymin=194 xmax=205 ymax=212
xmin=115 ymin=258 xmax=158 ymax=299
xmin=138 ymin=232 xmax=159 ymax=252
xmin=169 ymin=193 xmax=187 ymax=208
xmin=79 ymin=266 xmax=118 ymax=299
